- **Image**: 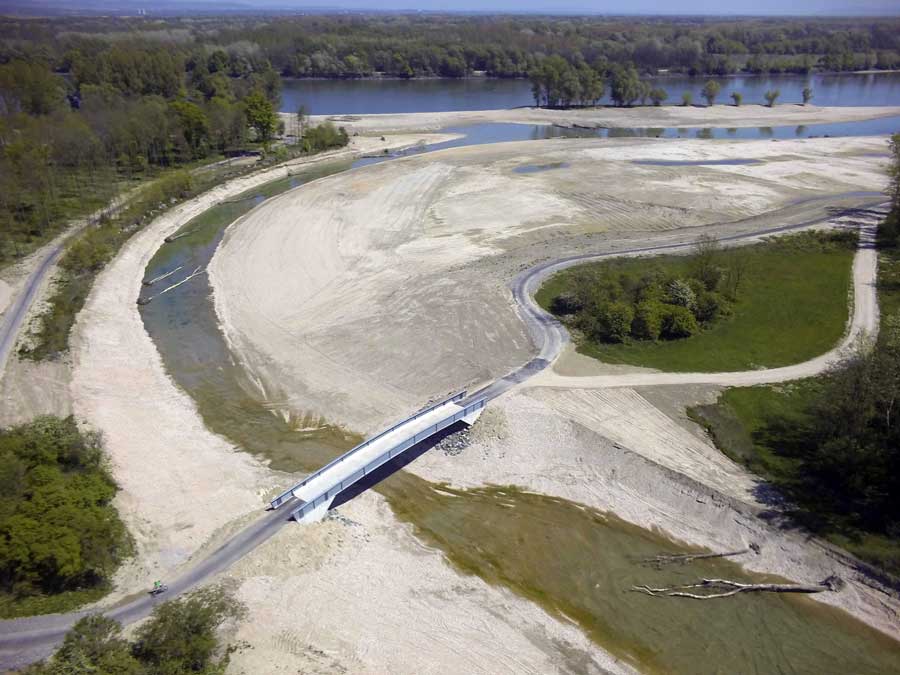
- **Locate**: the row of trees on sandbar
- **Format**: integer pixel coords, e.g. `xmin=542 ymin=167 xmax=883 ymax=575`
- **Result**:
xmin=529 ymin=58 xmax=814 ymax=109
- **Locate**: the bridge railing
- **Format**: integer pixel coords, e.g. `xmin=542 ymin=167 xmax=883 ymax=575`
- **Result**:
xmin=270 ymin=391 xmax=468 ymax=509
xmin=289 ymin=397 xmax=486 ymax=522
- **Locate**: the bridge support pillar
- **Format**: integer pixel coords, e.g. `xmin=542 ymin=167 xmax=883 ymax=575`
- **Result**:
xmin=462 ymin=406 xmax=484 ymax=426
xmin=293 ymin=495 xmax=334 ymax=523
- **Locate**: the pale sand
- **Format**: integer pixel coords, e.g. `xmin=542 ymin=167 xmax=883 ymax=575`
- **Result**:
xmin=68 ymin=133 xmax=460 ymax=596
xmin=66 ymin=129 xmax=636 ymax=675
xmin=224 ymin=494 xmax=633 ymax=675
xmin=210 ymin=135 xmax=890 ymax=435
xmin=305 ymin=103 xmax=900 ymax=135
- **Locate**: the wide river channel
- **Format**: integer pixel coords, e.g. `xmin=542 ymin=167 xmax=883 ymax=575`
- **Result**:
xmin=140 ymin=119 xmax=900 ymax=673
xmin=281 ymin=71 xmax=900 ymax=114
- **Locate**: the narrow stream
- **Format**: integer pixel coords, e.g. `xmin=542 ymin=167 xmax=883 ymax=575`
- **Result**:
xmin=139 ymin=122 xmax=900 ymax=673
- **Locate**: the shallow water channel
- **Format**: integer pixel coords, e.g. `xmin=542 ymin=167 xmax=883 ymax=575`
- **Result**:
xmin=140 ymin=124 xmax=900 ymax=673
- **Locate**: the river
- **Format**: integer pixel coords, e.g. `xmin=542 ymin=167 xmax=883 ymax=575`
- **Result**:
xmin=137 ymin=124 xmax=900 ymax=672
xmin=281 ymin=71 xmax=900 ymax=114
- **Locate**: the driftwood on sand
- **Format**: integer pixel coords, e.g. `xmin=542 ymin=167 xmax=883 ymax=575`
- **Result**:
xmin=137 ymin=266 xmax=204 ymax=305
xmin=631 ymin=575 xmax=843 ymax=600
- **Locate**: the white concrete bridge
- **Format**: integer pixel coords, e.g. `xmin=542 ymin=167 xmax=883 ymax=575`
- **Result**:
xmin=270 ymin=392 xmax=485 ymax=521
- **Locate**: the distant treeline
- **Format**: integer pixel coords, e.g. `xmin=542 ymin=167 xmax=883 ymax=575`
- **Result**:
xmin=0 ymin=34 xmax=282 ymax=265
xmin=3 ymin=15 xmax=897 ymax=83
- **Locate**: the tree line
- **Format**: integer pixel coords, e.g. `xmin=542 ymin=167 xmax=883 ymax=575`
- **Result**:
xmin=0 ymin=39 xmax=282 ymax=267
xmin=530 ymin=59 xmax=804 ymax=108
xmin=2 ymin=15 xmax=898 ymax=84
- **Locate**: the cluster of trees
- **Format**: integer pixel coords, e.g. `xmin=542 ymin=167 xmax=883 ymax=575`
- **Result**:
xmin=0 ymin=38 xmax=282 ymax=265
xmin=0 ymin=416 xmax=131 ymax=604
xmin=767 ymin=315 xmax=900 ymax=538
xmin=550 ymin=236 xmax=743 ymax=344
xmin=24 ymin=586 xmax=245 ymax=674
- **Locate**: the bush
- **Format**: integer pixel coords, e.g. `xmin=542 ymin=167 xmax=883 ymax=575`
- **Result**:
xmin=631 ymin=300 xmax=664 ymax=340
xmin=595 ymin=302 xmax=634 ymax=343
xmin=551 ymin=292 xmax=582 ymax=315
xmin=695 ymin=291 xmax=726 ymax=323
xmin=26 ymin=586 xmax=245 ymax=674
xmin=662 ymin=305 xmax=698 ymax=339
xmin=665 ymin=278 xmax=697 ymax=310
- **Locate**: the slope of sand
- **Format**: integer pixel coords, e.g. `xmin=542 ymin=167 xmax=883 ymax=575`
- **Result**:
xmin=69 ymin=133 xmax=459 ymax=596
xmin=224 ymin=494 xmax=633 ymax=675
xmin=209 ymin=135 xmax=890 ymax=434
xmin=306 ymin=103 xmax=900 ymax=135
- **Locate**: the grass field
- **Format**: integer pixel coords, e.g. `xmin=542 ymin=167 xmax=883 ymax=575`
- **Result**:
xmin=536 ymin=232 xmax=856 ymax=372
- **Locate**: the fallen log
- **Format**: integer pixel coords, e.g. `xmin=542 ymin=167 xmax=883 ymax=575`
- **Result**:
xmin=142 ymin=265 xmax=183 ymax=286
xmin=631 ymin=575 xmax=843 ymax=600
xmin=164 ymin=228 xmax=200 ymax=243
xmin=136 ymin=266 xmax=204 ymax=305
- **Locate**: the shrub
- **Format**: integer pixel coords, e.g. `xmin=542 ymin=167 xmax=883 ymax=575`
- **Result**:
xmin=665 ymin=278 xmax=697 ymax=310
xmin=662 ymin=305 xmax=698 ymax=339
xmin=631 ymin=300 xmax=664 ymax=340
xmin=649 ymin=87 xmax=668 ymax=106
xmin=595 ymin=301 xmax=634 ymax=343
xmin=551 ymin=292 xmax=583 ymax=315
xmin=695 ymin=291 xmax=726 ymax=323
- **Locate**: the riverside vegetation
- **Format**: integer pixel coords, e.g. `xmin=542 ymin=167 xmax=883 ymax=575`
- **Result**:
xmin=538 ymin=230 xmax=856 ymax=371
xmin=1 ymin=29 xmax=350 ymax=360
xmin=691 ymin=135 xmax=900 ymax=576
xmin=22 ymin=586 xmax=245 ymax=675
xmin=0 ymin=416 xmax=131 ymax=618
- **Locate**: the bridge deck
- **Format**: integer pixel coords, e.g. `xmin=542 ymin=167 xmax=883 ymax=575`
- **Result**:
xmin=291 ymin=400 xmax=464 ymax=504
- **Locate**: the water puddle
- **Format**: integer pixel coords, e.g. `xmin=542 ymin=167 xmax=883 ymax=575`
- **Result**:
xmin=514 ymin=161 xmax=571 ymax=174
xmin=632 ymin=158 xmax=761 ymax=166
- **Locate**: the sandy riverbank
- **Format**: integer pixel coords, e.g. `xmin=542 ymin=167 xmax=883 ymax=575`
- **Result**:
xmin=67 ymin=133 xmax=460 ymax=597
xmin=67 ymin=129 xmax=637 ymax=673
xmin=210 ymin=134 xmax=891 ymax=434
xmin=304 ymin=103 xmax=900 ymax=135
xmin=208 ymin=132 xmax=900 ymax=645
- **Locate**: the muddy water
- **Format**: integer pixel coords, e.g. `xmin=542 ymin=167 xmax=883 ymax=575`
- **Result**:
xmin=140 ymin=162 xmax=362 ymax=473
xmin=385 ymin=480 xmax=900 ymax=675
xmin=140 ymin=138 xmax=900 ymax=673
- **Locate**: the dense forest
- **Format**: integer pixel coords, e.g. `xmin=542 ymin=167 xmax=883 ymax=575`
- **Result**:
xmin=0 ymin=416 xmax=131 ymax=616
xmin=0 ymin=25 xmax=283 ymax=267
xmin=3 ymin=14 xmax=897 ymax=83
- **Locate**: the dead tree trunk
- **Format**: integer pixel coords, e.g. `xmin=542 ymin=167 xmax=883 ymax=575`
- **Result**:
xmin=631 ymin=575 xmax=843 ymax=600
